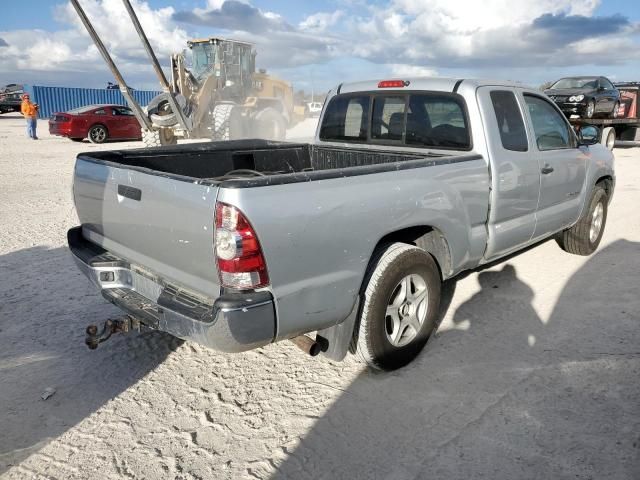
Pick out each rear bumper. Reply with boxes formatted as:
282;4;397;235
67;227;276;352
49;123;74;137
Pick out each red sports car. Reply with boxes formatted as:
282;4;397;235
49;104;142;143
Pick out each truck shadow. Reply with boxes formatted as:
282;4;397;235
0;245;181;473
271;239;640;479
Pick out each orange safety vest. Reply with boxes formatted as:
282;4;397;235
21;100;38;118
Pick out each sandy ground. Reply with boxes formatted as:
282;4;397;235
1;114;639;480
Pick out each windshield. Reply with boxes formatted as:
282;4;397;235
551;78;598;89
191;43;218;80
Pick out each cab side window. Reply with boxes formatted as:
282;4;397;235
601;78;614;90
490;90;528;152
524;95;574;150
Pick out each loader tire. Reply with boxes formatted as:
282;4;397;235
142;129;177;148
211;104;244;141
148;94;187;128
147;93;187;128
254;107;286;140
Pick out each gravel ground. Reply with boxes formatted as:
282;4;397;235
1;114;639;479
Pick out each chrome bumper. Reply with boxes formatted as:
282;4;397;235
67;227;276;352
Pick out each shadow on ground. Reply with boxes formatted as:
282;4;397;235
0;245;181;473
271;240;640;480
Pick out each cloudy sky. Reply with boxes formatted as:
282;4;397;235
1;0;639;93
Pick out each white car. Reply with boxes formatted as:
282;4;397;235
307;102;323;117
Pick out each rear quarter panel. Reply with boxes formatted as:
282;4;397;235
219;159;489;340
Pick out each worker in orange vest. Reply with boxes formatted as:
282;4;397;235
21;93;39;140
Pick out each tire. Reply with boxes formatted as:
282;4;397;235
88;125;108;144
142;128;177;148
610;101;620;119
556;185;608;256
602;127;615;151
211;103;244;141
254;107;286;140
148;93;187;127
356;243;441;371
585;100;595;119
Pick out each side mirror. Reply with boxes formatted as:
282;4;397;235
597;85;606;92
578;125;599;146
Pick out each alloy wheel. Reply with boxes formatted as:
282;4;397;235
590;202;604;243
385;274;429;347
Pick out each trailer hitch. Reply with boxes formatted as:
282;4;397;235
85;315;140;350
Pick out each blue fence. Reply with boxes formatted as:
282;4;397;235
23;85;161;119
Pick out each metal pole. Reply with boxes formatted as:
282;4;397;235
120;0;191;132
69;0;153;131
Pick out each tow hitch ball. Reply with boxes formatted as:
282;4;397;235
85;315;140;349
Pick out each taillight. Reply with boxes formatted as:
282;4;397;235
214;202;269;289
378;80;410;88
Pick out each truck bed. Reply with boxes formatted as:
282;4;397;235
79;139;443;184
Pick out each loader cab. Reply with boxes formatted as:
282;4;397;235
187;38;255;101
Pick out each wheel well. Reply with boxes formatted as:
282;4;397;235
345;226;452;356
372;226;452;280
596;175;613;198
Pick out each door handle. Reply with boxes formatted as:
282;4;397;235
541;164;554;174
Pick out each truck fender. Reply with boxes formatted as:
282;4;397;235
316;228;452;361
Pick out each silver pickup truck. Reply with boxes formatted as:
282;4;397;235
69;78;614;370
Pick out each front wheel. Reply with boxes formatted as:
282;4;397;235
211;104;244;141
585;100;596;119
88;125;108;144
356;243;441;371
142;128;177;147
556;185;608;256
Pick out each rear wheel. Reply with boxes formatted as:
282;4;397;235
602;127;616;151
88;125;108;144
556;185;608;256
610;101;620;119
142;128;177;147
356;243;441;371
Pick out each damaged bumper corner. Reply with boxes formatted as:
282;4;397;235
67;227;276;353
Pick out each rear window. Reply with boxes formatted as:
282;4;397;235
405;94;470;149
372;96;406;141
319;95;369;141
320;92;471;150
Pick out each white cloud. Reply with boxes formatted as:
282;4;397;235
388;64;438;78
299;11;343;33
0;0;189;88
394;0;600;32
56;0;187;60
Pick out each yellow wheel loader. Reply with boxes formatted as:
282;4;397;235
71;0;294;147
